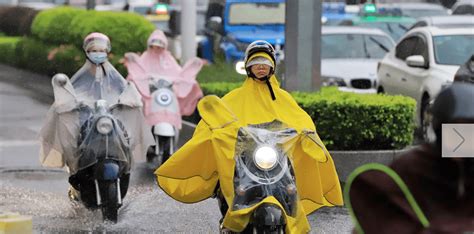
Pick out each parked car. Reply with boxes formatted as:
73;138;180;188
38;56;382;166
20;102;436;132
321;26;395;93
322;2;357;26
377;26;474;138
342;3;417;41
380;2;449;18
451;0;474;14
409;15;474;30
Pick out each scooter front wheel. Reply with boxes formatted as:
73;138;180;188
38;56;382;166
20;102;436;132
251;226;285;234
101;182;118;223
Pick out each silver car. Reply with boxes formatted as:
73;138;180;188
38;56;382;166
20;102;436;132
321;26;396;93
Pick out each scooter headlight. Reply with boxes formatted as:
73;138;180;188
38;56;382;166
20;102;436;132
253;146;278;170
155;91;172;106
96;117;113;135
235;61;247;75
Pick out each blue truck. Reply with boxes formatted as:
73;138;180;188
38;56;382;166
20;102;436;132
201;0;286;63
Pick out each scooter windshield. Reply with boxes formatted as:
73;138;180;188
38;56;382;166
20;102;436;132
76;105;131;173
232;120;299;217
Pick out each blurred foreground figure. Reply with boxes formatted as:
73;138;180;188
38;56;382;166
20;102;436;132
347;83;474;233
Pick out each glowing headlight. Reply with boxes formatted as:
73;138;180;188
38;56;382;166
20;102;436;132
321;76;347;87
235;61;246;75
155;92;172;106
253;146;278;170
96;117;113;135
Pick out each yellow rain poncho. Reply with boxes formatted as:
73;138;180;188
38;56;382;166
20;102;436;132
156;72;343;233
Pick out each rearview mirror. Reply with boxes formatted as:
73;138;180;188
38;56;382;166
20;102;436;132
406;55;427;68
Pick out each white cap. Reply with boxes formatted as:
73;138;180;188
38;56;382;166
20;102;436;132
246;56;274;68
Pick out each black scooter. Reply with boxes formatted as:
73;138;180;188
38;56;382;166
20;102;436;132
68;97;132;223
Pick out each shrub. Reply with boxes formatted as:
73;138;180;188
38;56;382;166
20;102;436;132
200;82;242;97
31;7;155;56
69;11;155;56
199;83;416;150
13;37;129;77
197;58;246;83
15;38;84;76
0;6;38;36
15;37;52;74
31;7;86;45
0;36;21;65
292;89;416;150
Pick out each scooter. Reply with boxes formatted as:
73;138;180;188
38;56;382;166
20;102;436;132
147;75;180;167
54;75;132;222
125;55;203;169
195;96;314;233
216;121;299;233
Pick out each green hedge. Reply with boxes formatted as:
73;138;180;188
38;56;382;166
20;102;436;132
31;7;155;56
200;83;416;150
200;82;242;97
31;7;86;45
0;36;21;65
13;37;84;76
2;36;126;77
293;89;416;150
197;59;245;83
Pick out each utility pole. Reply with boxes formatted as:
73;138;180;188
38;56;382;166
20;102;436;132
86;0;95;10
181;0;197;64
284;1;322;92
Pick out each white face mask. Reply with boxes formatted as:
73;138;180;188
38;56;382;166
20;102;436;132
88;52;108;64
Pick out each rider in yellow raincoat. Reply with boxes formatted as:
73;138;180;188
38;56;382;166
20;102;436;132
155;40;343;233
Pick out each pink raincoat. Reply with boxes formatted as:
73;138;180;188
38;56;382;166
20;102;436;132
125;30;203;129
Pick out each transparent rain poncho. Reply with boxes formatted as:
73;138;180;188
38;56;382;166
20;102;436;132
39;61;154;175
76;103;131;172
70;62;125;107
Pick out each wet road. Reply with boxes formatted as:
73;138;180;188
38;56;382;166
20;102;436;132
0;64;352;233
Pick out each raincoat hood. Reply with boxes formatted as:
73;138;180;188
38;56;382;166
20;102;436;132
147;29;168;49
155;78;343;233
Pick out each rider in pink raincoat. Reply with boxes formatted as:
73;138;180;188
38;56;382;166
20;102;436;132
124;29;203;130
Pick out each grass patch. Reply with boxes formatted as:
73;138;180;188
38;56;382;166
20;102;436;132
197;56;245;83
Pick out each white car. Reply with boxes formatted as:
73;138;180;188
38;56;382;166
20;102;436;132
380;2;449;18
409;15;474;30
452;0;474;15
377;26;474;137
321;26;395;93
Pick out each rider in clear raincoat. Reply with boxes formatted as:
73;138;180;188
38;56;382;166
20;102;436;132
155;41;343;233
39;32;153;181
